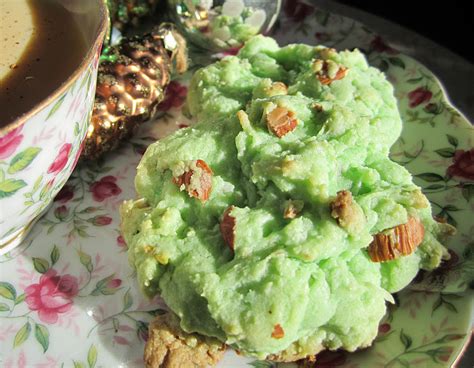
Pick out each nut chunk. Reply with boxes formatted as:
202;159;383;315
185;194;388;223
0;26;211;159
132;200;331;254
145;312;225;368
368;217;425;262
271;324;285;339
264;81;288;96
313;59;347;85
173;159;213;202
283;200;304;219
330;190;365;234
330;190;354;227
266;107;298;138
220;206;236;251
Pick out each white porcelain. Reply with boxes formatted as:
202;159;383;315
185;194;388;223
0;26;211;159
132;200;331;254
0;0;109;254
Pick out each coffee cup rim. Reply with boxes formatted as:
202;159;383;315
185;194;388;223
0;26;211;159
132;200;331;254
0;0;109;136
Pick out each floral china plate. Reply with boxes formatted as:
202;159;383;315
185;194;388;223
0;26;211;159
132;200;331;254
1;1;473;367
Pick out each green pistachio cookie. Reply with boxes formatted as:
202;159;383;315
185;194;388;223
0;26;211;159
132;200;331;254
120;36;451;360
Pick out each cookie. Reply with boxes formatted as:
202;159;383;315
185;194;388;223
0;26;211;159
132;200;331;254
121;36;450;360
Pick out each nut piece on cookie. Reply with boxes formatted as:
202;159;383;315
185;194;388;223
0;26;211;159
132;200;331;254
283;200;304;219
264;81;288;97
173;159;213;202
330;190;365;234
145;312;225;368
266;107;298;138
312;59;347;85
220;206;236;251
236;110;251;130
271;324;285;339
368;217;425;262
318;47;337;60
312;102;324;112
330;190;353;226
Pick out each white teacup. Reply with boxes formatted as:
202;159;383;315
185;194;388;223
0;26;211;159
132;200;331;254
0;0;108;254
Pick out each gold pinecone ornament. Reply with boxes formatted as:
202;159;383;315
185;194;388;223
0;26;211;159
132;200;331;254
82;24;187;160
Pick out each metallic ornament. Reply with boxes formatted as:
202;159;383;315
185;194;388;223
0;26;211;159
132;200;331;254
168;0;281;51
82;23;187;160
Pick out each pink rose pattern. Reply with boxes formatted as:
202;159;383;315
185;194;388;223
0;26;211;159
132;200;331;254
0;63;93;243
157;81;188;112
106;278;122;289
116;235;127;250
25;270;79;324
370;35;399;54
447;149;474;180
89;176;122;202
408;87;433;108
91;215;113;226
71;140;86;172
0;126;23;159
54;205;69;220
48;143;72;174
0;3;471;367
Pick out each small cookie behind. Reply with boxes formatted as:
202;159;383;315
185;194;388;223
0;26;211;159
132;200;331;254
145;312;225;368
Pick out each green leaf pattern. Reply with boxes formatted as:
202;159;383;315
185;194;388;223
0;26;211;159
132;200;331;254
87;345;98;368
46;93;66;120
50;245;60;265
34;324;50;352
78;250;93;273
0;179;27;198
32;257;50;274
0;282;16;300
400;329;413;350
13;322;31;348
7;148;42;174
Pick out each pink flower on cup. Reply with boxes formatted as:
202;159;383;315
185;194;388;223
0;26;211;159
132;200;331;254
25;269;78;324
407;87;432;108
71;141;85;172
48;143;72;174
46;178;55;190
157;81;188;111
0;126;23;160
89;176;122;202
447;149;474;180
